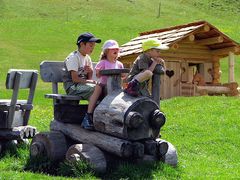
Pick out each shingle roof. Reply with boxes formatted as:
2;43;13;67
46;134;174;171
120;21;240;57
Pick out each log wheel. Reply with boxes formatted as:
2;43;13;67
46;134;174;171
30;131;67;161
66;143;107;174
159;141;178;167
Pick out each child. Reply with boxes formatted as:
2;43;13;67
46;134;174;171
124;38;168;97
63;32;101;99
81;39;124;130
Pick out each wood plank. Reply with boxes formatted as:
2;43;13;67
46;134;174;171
6;70;38;89
40;61;64;82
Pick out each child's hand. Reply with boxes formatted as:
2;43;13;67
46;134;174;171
84;65;93;73
86;79;96;84
121;73;127;80
154;57;165;64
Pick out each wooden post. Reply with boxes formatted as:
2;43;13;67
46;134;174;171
106;75;122;94
212;57;220;84
100;69;129;94
228;52;235;82
152;64;165;106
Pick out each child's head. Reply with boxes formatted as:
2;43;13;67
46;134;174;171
100;40;120;61
142;38;169;59
76;32;101;55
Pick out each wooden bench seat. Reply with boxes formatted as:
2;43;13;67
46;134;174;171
0;69;38;129
40;61;84;104
40;61;88;123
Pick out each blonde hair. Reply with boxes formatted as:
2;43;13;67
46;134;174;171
99;49;108;60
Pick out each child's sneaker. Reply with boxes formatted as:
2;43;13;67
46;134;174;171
81;113;94;130
124;79;140;97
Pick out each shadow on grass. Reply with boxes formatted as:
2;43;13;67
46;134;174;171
23;154;181;179
102;161;181;180
0;140;28;159
24;156;96;178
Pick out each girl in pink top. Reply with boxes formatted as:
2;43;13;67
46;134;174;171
81;40;125;130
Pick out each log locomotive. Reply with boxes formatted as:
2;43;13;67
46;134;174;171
30;61;178;173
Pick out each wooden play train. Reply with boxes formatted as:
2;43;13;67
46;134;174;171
29;61;178;173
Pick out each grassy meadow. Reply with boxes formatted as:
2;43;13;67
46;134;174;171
0;0;240;179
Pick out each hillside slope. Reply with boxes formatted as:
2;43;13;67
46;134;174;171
0;0;239;86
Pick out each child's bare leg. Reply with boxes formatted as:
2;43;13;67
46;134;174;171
87;84;102;113
134;70;153;83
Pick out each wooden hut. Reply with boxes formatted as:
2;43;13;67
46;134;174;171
119;21;240;99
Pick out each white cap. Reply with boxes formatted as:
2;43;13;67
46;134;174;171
102;40;119;51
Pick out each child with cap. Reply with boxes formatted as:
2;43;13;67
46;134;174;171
63;32;101;99
81;39;125;130
124;38;168;97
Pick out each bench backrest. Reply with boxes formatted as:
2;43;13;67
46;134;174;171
6;69;38;89
40;61;65;94
40;60;97;94
40;61;65;83
4;69;38;127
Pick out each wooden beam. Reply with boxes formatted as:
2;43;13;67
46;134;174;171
196;86;230;95
179;43;209;50
196;36;223;45
160;51;212;59
170;47;211;55
212;46;240;56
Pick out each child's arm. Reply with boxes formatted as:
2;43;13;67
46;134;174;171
96;69;101;78
70;71;95;84
149;58;165;72
84;65;93;79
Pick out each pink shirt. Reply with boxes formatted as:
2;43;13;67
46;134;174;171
95;59;124;85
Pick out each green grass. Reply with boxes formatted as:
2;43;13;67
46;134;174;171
0;0;240;179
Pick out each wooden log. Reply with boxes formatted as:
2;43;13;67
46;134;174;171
144;140;157;155
30;131;68;161
184;34;195;42
93;91;160;140
132;142;144;158
66;144;107;174
50;120;133;158
170;47;211;54
125;111;144;128
170;43;179;50
160;51;212;59
196;36;223;45
196;85;230;95
178;43;209;50
212;46;240;56
156;139;169;157
223;82;238;89
159;140;178;167
228;52;235;82
135;155;158;164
